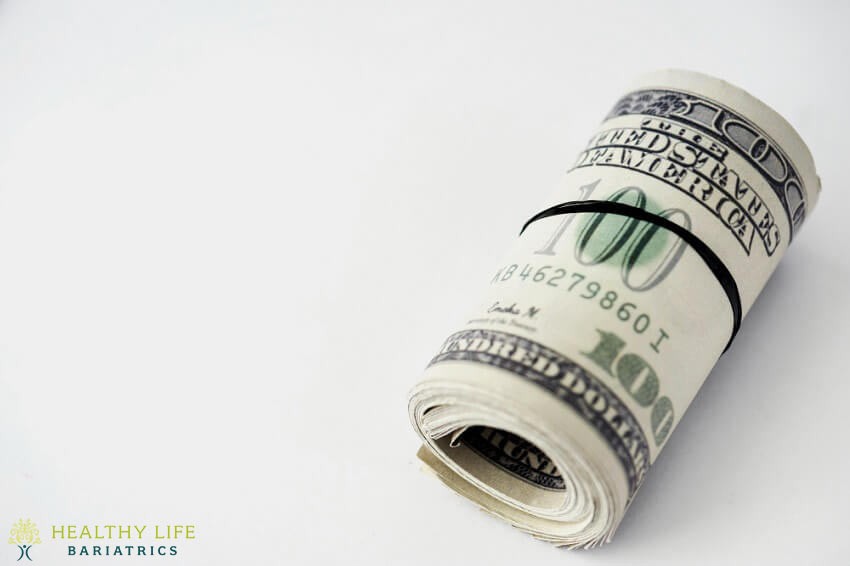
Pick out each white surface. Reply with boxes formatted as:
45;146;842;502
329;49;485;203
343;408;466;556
1;1;848;564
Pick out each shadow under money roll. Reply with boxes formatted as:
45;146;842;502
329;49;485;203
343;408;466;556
407;69;820;548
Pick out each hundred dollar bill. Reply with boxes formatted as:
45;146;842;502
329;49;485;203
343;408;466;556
407;69;820;548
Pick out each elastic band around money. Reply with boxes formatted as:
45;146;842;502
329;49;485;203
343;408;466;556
520;200;742;352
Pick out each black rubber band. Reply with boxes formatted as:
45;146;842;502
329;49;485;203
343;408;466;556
520;200;742;352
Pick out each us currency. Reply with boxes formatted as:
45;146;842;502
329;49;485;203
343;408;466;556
407;69;820;548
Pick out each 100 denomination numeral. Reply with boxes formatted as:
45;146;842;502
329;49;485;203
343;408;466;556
583;329;675;447
534;180;692;292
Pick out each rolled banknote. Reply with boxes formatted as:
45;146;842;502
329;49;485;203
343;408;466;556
407;69;820;548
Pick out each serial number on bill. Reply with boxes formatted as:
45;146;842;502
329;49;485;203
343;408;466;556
490;263;670;353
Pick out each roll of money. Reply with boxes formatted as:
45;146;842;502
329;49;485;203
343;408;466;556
407;69;820;548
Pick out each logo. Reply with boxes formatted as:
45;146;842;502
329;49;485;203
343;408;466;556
5;519;196;560
8;519;42;561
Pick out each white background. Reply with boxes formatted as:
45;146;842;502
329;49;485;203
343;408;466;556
1;1;848;564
